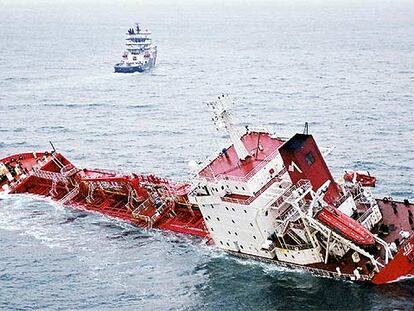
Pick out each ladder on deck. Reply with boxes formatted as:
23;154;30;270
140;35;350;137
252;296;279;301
59;185;80;204
274;207;301;236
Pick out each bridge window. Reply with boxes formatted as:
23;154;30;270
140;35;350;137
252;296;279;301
305;152;315;165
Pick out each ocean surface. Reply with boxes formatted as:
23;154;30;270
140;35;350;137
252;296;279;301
1;2;414;310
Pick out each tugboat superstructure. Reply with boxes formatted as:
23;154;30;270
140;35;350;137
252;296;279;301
114;23;157;73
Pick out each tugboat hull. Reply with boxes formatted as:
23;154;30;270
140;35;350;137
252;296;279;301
114;57;156;73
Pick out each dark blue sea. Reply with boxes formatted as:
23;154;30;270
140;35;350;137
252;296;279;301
1;1;413;310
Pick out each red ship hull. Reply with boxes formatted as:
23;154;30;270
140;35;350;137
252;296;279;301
2;150;414;285
0;151;208;238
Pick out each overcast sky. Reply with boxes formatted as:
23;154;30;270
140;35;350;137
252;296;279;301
3;0;409;8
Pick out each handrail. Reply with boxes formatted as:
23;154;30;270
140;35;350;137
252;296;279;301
357;206;374;223
273;179;312;208
283;243;314;251
221;167;287;205
32;169;67;183
60;164;78;177
335;191;352;207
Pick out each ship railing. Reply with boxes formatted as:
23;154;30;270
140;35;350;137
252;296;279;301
282;243;314;251
335;191;352;207
188;187;209;198
273;179;312;208
132;193;162;216
274;208;300;236
32;169;67;183
60;164;78;177
132;195;153;218
85;169;171;185
221;167;288;206
149;200;171;223
295;264;373;281
357;206;374;224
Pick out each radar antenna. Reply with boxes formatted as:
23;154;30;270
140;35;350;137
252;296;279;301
207;95;250;160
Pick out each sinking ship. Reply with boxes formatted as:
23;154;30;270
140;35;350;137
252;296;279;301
1;95;413;284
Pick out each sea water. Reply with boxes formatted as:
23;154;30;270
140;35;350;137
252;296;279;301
0;2;413;310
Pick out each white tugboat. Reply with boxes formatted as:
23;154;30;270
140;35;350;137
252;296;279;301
114;23;157;73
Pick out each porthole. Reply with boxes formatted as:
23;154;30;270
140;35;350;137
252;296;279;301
228;231;231;234
253;235;257;239
231;208;235;212
226;242;230;246
265;211;269;216
235;232;238;236
240;245;244;249
235;186;239;190
220;241;223;245
242;187;245;191
225;206;229;211
250;223;253;227
221;186;224;190
210;227;214;232
217;217;220;221
244;210;247;214
231;220;235;224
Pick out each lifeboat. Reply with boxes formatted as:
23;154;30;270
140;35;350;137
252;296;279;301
317;206;375;246
344;171;376;187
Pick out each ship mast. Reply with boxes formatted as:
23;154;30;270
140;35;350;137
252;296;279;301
207;95;250;160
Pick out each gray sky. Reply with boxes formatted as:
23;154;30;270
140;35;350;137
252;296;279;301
2;0;407;8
